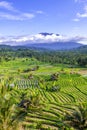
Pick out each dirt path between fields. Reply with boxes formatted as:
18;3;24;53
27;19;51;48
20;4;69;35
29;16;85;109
78;70;87;75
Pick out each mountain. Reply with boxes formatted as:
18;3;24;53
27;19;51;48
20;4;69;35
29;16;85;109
0;32;85;50
0;42;83;51
25;42;83;50
74;45;87;53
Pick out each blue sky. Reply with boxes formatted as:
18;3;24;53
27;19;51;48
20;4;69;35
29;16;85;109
0;0;87;45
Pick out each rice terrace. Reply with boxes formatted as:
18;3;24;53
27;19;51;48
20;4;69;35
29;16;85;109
0;0;87;130
0;48;87;130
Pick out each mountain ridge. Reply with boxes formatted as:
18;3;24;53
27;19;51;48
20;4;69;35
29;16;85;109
0;41;84;50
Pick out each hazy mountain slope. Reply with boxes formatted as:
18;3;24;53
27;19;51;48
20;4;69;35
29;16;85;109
25;42;83;50
0;42;84;51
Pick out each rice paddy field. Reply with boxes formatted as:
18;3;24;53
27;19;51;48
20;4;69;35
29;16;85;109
0;58;87;130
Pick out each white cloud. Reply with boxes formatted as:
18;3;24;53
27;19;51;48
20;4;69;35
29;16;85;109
74;0;87;3
0;1;35;20
0;33;87;45
73;0;87;20
36;10;44;14
0;1;17;12
0;12;35;20
22;13;34;18
73;18;80;21
76;5;87;18
73;5;87;21
77;12;87;18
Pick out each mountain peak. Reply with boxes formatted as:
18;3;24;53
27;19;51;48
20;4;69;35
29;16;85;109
39;32;59;36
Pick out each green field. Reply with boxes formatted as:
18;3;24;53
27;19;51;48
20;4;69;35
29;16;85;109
0;58;87;130
0;58;80;77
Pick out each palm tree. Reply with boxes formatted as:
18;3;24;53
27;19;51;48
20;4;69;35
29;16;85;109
64;104;87;130
0;83;24;130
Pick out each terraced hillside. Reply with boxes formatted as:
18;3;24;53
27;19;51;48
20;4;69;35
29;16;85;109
0;73;86;129
15;73;87;104
0;58;87;130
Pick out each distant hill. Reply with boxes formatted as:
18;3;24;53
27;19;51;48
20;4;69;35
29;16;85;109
74;45;87;53
25;42;83;50
0;42;84;51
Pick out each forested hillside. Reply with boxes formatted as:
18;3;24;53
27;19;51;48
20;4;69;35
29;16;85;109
0;45;87;67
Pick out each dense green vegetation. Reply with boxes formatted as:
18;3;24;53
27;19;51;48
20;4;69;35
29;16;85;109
0;73;87;130
0;47;87;130
0;46;87;67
